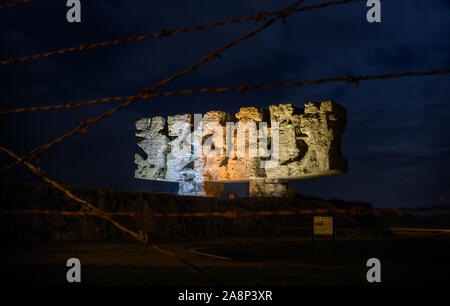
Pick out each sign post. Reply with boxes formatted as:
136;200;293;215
312;216;334;264
314;216;333;236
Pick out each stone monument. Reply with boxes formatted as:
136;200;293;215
134;100;347;197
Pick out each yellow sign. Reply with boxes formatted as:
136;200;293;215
314;216;333;235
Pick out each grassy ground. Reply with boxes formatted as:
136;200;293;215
2;234;450;286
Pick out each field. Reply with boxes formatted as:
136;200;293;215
2;231;450;287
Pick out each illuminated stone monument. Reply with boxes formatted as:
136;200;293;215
134;100;347;197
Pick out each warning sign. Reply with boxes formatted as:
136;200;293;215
313;216;333;235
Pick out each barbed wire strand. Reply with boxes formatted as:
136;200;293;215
0;209;343;217
0;0;34;10
0;145;221;282
0;0;361;65
0;146;146;242
0;0;306;174
0;67;448;173
1;68;448;116
2;204;450;218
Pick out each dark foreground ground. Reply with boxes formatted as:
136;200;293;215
2;231;450;287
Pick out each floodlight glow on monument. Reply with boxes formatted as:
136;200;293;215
135;101;348;197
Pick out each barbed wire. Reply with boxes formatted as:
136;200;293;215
0;0;306;174
0;209;352;217
1;204;450;218
0;145;219;281
0;67;448;174
1;68;449;116
0;0;361;65
0;146;147;243
0;0;34;10
0;67;448;173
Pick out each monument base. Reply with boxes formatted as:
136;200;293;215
249;179;293;198
178;181;224;197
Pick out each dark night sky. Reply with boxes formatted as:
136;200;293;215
0;0;449;208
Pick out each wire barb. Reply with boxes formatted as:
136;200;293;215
252;12;268;23
237;82;252;93
346;73;362;87
76;120;90;133
139;89;151;101
78;43;89;51
157;28;169;39
207;50;222;62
